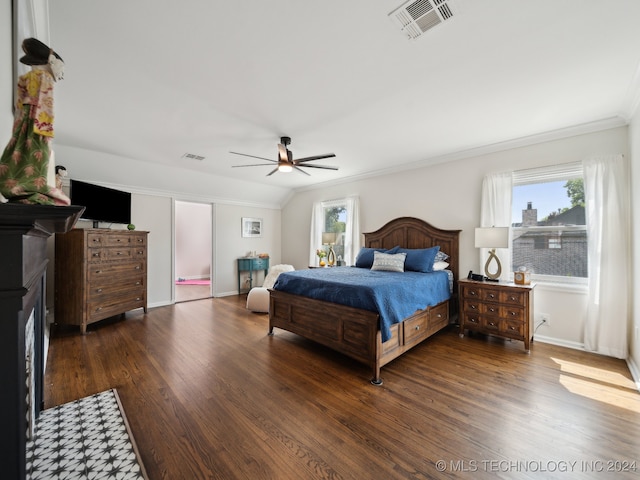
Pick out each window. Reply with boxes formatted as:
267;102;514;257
511;163;587;282
310;197;360;266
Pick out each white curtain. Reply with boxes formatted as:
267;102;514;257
480;172;513;281
583;154;629;359
309;196;360;266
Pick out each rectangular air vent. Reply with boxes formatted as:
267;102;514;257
389;0;457;40
182;153;205;161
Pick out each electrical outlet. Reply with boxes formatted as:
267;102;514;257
540;313;550;326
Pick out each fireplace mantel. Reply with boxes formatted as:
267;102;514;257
0;204;83;479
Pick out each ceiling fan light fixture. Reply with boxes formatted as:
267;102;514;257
278;163;293;173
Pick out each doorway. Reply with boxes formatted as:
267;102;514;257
174;201;213;303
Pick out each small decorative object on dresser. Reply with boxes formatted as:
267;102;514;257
55;228;148;333
458;278;535;352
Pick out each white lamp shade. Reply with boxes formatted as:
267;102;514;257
322;232;337;245
475;227;509;249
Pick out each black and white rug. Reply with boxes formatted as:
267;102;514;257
26;389;148;479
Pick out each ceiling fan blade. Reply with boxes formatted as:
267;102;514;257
229;151;277;163
293;165;311;176
266;167;280;176
294;153;336;163
232;163;277;168
295;163;339;171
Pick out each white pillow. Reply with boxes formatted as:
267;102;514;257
433;261;449;271
370;251;407;272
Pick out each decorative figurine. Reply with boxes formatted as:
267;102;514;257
0;38;70;205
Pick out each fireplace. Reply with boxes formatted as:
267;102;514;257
0;204;83;479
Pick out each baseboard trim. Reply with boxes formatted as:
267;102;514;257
533;334;584;351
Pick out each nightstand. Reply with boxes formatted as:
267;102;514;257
458;278;535;352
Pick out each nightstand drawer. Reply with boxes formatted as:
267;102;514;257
482;317;500;331
501;290;525;306
501;306;525;322
502;319;524;337
462;313;481;326
253;257;269;270
482;288;501;303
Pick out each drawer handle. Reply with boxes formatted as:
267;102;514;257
136;297;141;301
96;288;103;293
135;281;141;286
436;313;442;318
95;270;102;274
510;296;517;301
510;311;517;316
488;321;496;326
470;305;477;310
488;294;495;299
135;266;140;270
92;253;100;257
470;291;477;296
96;307;102;312
117;252;122;255
509;326;516;330
415;325;420;330
488;308;496;313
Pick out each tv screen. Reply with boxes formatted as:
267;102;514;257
70;179;132;226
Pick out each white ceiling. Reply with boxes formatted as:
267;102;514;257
48;1;640;192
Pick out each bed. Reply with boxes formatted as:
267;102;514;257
268;217;461;384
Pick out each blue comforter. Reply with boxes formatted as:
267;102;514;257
273;267;450;342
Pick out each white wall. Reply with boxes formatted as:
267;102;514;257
281;127;629;349
1;1;13;137
629;104;640;383
214;204;281;296
175;201;211;280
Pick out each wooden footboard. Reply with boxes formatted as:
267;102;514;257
268;289;449;384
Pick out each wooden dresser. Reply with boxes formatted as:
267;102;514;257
458;278;534;352
55;229;148;333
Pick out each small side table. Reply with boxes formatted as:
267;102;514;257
237;257;269;293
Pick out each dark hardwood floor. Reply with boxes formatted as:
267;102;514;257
45;295;640;479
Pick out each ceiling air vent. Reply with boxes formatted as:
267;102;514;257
389;0;457;40
182;153;205;161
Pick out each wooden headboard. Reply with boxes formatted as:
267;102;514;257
363;216;461;289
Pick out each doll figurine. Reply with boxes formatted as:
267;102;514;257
0;38;70;205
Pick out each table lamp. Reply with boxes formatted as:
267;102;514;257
475;227;509;281
322;232;337;266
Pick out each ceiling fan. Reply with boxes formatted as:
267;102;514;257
230;136;337;176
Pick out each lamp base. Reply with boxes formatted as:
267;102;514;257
483;249;502;280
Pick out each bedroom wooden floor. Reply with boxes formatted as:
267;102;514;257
45;295;640;480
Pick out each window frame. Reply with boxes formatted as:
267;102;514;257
511;162;587;285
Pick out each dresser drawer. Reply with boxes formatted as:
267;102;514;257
88;292;145;321
462;312;481;327
461;285;481;299
88;276;145;299
482;317;500;331
105;234;133;246
89;261;145;283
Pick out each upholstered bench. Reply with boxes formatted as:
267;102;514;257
246;264;294;313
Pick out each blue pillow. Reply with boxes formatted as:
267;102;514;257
354;246;400;268
396;246;440;273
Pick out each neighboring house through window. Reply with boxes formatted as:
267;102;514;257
511;163;587;283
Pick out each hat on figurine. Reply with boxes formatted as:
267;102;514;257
20;38;63;65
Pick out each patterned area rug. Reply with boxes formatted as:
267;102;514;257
26;389;148;479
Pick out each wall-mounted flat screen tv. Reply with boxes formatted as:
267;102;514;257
70;179;131;227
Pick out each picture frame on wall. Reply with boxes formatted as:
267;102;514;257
242;217;262;238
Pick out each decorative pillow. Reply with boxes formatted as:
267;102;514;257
396;246;440;273
435;251;450;262
433;261;449;271
354;246;400;268
370;251;407;272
